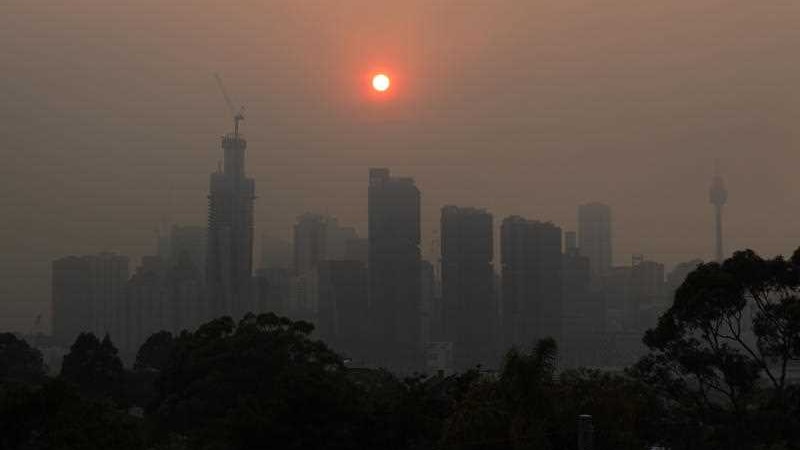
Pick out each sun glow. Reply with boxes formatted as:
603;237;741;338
372;73;390;92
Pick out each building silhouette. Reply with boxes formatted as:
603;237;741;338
289;213;360;324
709;166;728;262
52;253;129;346
440;205;496;369
316;260;369;361
253;267;291;317
629;255;666;330
293;213;357;277
578;203;612;282
561;234;604;368
206;123;255;319
260;235;293;270
119;256;168;358
169;225;206;275
501;217;563;349
368;168;422;371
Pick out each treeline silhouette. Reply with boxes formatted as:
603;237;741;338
3;248;800;450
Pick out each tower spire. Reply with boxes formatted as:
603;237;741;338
709;160;728;263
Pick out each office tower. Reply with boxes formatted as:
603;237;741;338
602;255;665;331
260;235;293;270
578;203;612;282
52;253;129;346
290;213;359;323
561;243;603;368
344;237;369;265
709;167;728;262
440;206;495;369
630;255;666;329
253;267;291;316
206;121;255;320
316;260;369;360
501;217;563;349
564;231;578;256
169;225;206;274
420;260;437;348
368;168;422;371
120;256;168;358
166;251;206;333
293;213;359;276
293;213;329;277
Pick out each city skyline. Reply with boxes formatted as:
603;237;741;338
4;1;800;335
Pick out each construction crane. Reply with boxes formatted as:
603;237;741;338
213;73;245;137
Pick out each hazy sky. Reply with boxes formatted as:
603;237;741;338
2;0;800;332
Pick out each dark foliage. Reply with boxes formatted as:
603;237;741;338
134;330;175;372
150;313;364;450
60;332;125;404
0;332;46;384
0;378;144;450
633;248;800;449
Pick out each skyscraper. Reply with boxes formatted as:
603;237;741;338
501;217;563;349
52;253;129;346
206;122;255;320
709;167;728;262
293;213;329;277
316;260;369;360
368;168;422;371
440;205;495;369
578;203;612;282
169;225;206;274
293;213;358;276
260;234;293;270
120;256;168;358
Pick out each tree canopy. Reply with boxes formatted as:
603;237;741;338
634;248;800;449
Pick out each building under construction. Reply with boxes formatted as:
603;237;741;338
206;79;255;319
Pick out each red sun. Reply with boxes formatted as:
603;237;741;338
372;73;391;92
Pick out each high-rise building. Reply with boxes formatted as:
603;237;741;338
169;225;206;274
564;230;578;256
165;252;206;333
501;217;563;349
253;267;291;316
630;255;666;330
368;168;422;371
709;166;728;262
260;235;293;270
206;122;255;320
344;238;369;265
293;213;359;276
561;244;604;368
578;203;612;282
420;260;437;348
316;260;369;360
289;213;360;324
293;213;329;277
440;206;495;369
120;256;168;359
52;253;129;346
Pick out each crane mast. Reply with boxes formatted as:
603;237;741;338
213;73;245;137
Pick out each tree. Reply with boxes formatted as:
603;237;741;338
0;332;46;384
633;248;800;449
0;378;145;450
441;338;559;450
60;333;125;402
134;330;175;372
552;369;661;450
151;313;364;450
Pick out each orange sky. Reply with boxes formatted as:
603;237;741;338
1;0;800;331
